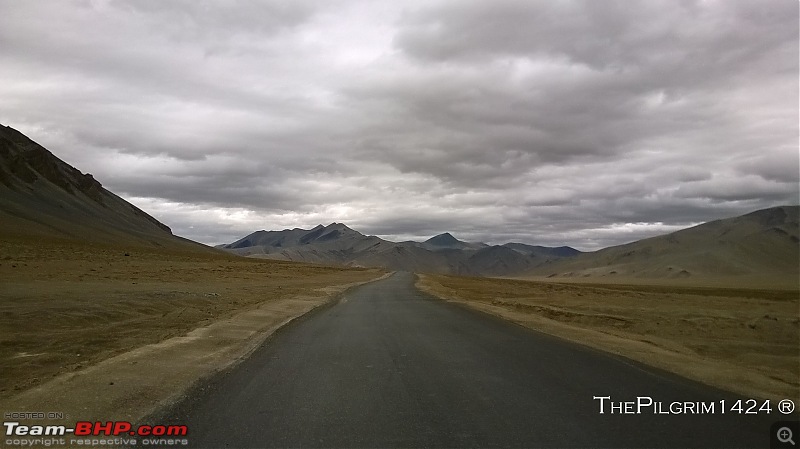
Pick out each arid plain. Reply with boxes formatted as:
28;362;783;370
418;274;799;401
0;233;384;407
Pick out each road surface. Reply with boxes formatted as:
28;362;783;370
164;272;780;448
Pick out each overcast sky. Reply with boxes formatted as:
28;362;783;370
1;0;797;250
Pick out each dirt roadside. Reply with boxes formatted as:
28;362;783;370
0;272;391;429
416;273;799;402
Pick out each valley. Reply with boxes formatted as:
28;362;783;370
1;123;797;447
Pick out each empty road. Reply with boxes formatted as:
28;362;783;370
165;272;779;448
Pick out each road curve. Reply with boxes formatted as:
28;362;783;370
163;272;777;448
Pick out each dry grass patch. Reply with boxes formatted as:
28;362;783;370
417;274;799;401
0;235;384;397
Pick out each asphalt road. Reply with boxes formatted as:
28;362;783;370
164;272;781;448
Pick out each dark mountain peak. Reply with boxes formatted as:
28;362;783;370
325;222;353;231
298;222;361;245
551;246;582;257
310;224;324;231
425;232;460;246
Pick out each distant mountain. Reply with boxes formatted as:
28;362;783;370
425;232;460;246
221;225;579;276
525;205;799;286
421;232;488;251
0;124;209;251
462;245;534;276
226;223;369;250
502;242;582;258
222;206;799;283
223;223;398;265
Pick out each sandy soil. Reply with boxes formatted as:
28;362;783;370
417;274;799;401
0;235;385;422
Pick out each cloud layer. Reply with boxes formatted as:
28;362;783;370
1;0;797;249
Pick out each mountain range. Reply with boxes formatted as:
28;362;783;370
2;123;796;285
220;224;581;276
221;208;798;283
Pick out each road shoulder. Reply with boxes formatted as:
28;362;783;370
0;272;392;425
415;273;797;401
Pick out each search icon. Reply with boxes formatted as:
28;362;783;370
778;427;795;446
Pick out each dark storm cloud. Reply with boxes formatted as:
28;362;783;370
0;0;796;249
367;0;797;181
395;0;794;76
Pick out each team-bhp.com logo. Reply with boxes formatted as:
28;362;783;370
4;421;187;437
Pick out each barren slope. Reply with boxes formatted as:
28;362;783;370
0;124;207;252
525;205;799;288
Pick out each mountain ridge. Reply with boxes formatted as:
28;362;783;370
0;124;211;252
221;223;583;276
221;206;799;283
522;205;799;286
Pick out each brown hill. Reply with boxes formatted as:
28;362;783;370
525;206;799;288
